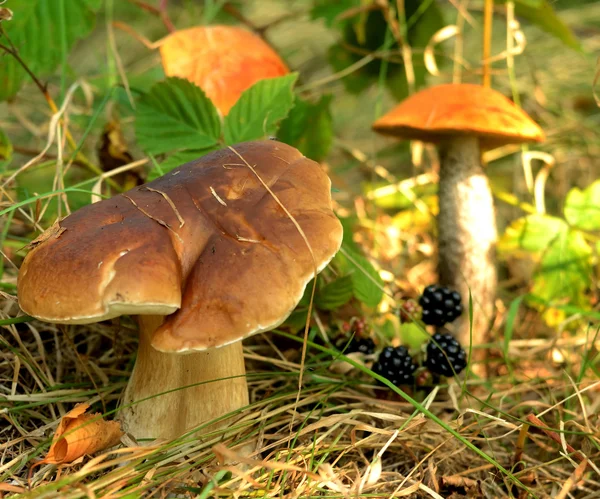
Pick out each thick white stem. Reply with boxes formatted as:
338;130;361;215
120;315;249;441
437;136;497;349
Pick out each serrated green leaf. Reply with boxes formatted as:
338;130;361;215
498;214;567;254
564;180;600;232
315;275;354;310
147;147;219;181
531;229;591;306
0;0;102;101
277;94;333;162
224;74;298;144
333;245;383;307
135;78;221;155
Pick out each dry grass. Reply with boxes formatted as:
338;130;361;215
1;1;600;498
1;319;599;498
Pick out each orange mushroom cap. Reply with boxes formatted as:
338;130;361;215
160;25;289;115
372;83;545;149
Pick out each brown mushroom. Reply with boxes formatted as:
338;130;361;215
17;141;343;440
373;84;544;349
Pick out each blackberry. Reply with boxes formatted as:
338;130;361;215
345;337;376;355
425;332;467;377
418;285;462;327
372;346;417;386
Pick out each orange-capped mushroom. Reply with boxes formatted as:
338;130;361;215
374;84;544;350
160;25;289;115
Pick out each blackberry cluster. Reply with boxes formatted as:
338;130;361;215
372;346;417;386
425;332;467;377
419;285;462;327
345;337;376;355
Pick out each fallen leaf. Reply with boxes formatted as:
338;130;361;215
41;403;122;465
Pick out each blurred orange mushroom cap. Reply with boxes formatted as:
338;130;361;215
160;25;289;115
372;83;545;149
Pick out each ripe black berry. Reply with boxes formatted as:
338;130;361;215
425;332;467;377
345;337;376;355
372;346;417;386
419;285;462;327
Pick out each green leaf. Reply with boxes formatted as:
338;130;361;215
315;275;354;310
310;0;359;28
399;322;429;350
135;78;222;155
531;229;591;306
0;129;13;171
564;180;600;232
147;147;219;181
498;214;567;254
495;0;581;50
277;94;333;162
224;74;298;145
0;0;102;101
333;245;384;307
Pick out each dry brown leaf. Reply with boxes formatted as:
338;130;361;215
41;403;123;465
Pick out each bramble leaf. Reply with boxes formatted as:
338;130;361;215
135;78;221;156
224;74;298;144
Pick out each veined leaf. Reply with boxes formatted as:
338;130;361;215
315;275;354;310
564;180;600;232
0;0;102;101
530;229;591;307
278;94;333;162
135;78;222;155
224;74;298;145
498;214;567;254
333;245;384;307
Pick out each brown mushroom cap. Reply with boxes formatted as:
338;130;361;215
159;25;289;115
18;141;343;352
372;83;545;149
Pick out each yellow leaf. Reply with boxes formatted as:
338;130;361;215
42;403;123;465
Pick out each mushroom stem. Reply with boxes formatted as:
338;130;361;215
120;315;249;441
437;136;497;350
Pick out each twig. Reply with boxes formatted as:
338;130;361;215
526;414;586;463
482;0;493;86
126;0;175;32
11;146;88;168
380;0;415;94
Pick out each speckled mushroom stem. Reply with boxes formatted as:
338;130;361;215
120;315;249;441
437;136;497;351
